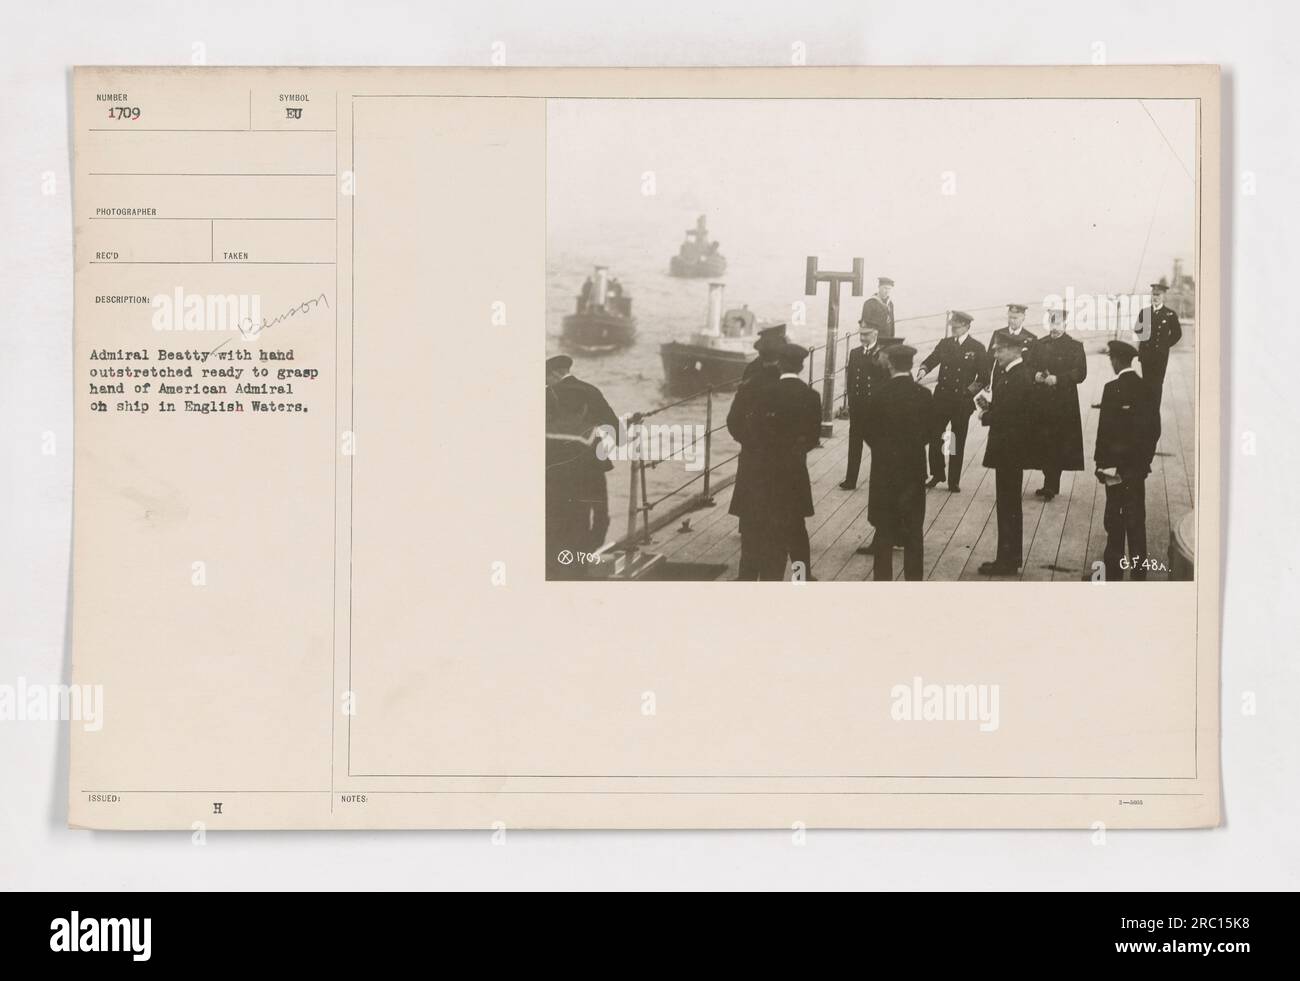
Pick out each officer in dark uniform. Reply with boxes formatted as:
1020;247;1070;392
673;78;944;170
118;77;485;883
977;336;1035;575
741;322;788;383
727;323;788;580
864;344;933;581
839;322;890;490
1136;282;1183;410
545;355;619;578
988;303;1037;380
851;337;909;556
1094;340;1161;581
858;277;896;339
916;309;988;493
1026;307;1087;500
750;343;822;581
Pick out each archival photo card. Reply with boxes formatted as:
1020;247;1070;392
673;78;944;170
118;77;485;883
69;66;1220;830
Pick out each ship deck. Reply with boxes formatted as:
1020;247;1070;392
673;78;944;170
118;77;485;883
646;341;1196;581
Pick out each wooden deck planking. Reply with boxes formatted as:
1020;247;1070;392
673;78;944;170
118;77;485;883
906;425;997;580
1022;467;1079;580
1169;348;1196;507
660;431;846;566
642;342;1194;581
715;435;856;569
971;470;1043;579
1052;385;1104;581
1142;387;1178;578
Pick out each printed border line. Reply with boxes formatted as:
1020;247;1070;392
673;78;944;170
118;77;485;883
340;92;1205;788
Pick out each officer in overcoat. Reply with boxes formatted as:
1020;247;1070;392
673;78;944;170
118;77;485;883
750;343;822;581
864;344;933;581
852;337;909;556
740;322;788;383
977;336;1036;575
726;324;787;579
1026;308;1087;500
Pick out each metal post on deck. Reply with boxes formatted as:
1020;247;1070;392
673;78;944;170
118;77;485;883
701;387;713;504
625;454;639;551
805;256;864;438
639;457;651;543
823;291;839;432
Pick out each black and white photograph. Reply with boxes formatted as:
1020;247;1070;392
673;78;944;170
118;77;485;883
545;98;1197;582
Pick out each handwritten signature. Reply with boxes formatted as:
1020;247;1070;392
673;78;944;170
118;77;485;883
209;293;330;354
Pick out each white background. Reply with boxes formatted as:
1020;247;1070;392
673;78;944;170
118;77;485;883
2;0;1296;890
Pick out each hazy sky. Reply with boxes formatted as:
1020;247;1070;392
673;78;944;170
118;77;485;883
547;98;1196;314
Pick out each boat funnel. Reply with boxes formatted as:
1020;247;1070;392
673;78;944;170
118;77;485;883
593;265;609;306
705;282;725;336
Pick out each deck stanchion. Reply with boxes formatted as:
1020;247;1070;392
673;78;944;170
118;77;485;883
702;387;713;503
625;453;639;550
639;458;651;542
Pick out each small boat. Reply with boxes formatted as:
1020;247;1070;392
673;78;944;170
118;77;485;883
660;283;768;392
669;214;727;278
561;265;637;353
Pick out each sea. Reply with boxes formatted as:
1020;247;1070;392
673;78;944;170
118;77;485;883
546;220;968;537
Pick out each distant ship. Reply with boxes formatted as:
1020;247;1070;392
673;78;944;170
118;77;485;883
660;283;768;392
669;214;727;278
560;265;637;353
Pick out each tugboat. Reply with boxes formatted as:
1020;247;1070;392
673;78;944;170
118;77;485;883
660;282;768;392
669;214;727;278
560;265;637;353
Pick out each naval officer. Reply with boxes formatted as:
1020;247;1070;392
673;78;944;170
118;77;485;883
864;344;933;580
751;343;822;581
976;336;1035;575
988;303;1037;380
916;310;988;493
741;322;788;383
1136;282;1182;410
839;321;890;490
727;325;787;580
1094;340;1161;581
